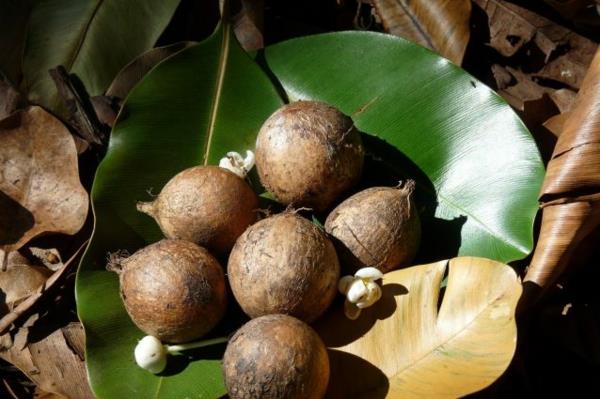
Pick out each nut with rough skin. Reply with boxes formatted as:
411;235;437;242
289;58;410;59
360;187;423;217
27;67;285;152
223;314;329;399
228;213;340;323
256;101;364;212
137;165;258;255
325;181;421;273
108;239;227;343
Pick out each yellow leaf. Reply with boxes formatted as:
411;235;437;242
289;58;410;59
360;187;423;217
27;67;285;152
316;257;521;398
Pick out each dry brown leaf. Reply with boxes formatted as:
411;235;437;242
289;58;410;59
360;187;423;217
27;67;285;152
523;48;600;306
0;106;88;270
475;0;597;89
29;248;63;272
0;241;87;336
549;88;578;114
543;0;592;19
494;65;549;110
0;322;93;399
233;0;265;52
106;42;194;100
544;112;569;136
316;257;521;398
534;34;598;90
0;80;25;120
371;0;471;65
0;252;51;317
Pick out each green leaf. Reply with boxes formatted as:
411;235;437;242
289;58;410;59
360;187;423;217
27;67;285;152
22;0;180;114
0;0;34;84
261;31;544;263
76;23;283;398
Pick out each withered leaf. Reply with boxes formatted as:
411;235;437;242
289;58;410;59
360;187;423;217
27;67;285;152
29;247;63;272
372;0;471;65
549;88;578;114
475;0;597;89
0;252;51;316
233;0;265;52
522;49;600;306
0;240;87;336
544;112;569;137
0;106;88;269
0;322;93;399
0;79;25;120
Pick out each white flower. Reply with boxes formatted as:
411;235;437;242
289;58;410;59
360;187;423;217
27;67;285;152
338;267;383;319
219;150;255;178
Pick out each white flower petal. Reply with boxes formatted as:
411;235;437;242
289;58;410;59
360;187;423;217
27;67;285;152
134;336;167;374
338;275;355;294
346;279;368;303
355;267;383;281
344;299;362;320
219;157;234;169
243;150;255;171
219;155;245;177
366;281;382;303
226;151;244;163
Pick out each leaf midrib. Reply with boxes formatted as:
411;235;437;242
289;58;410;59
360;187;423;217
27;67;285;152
394;0;435;50
65;0;105;73
151;22;231;399
390;280;514;383
202;25;230;165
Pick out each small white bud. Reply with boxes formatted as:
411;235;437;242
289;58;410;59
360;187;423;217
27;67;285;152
340;267;385;319
242;150;255;171
356;283;382;309
346;279;368;304
134;336;167;374
355;267;383;280
365;280;382;303
219;150;255;178
338;275;355;294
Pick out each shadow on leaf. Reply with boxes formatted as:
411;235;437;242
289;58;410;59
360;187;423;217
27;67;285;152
359;134;467;263
0;190;34;245
325;349;389;399
316;283;407;348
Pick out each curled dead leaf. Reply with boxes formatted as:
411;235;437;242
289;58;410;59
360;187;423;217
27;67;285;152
0;321;93;399
0;252;51;317
0;106;88;270
372;0;471;65
232;0;265;52
523;48;600;306
475;0;597;89
0;240;88;336
29;248;63;272
0;79;25;120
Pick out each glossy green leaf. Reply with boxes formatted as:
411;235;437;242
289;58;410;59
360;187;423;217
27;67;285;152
262;31;544;263
22;0;180;114
0;0;34;84
75;23;283;399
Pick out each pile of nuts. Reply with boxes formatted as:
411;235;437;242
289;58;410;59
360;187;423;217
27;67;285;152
109;101;421;399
